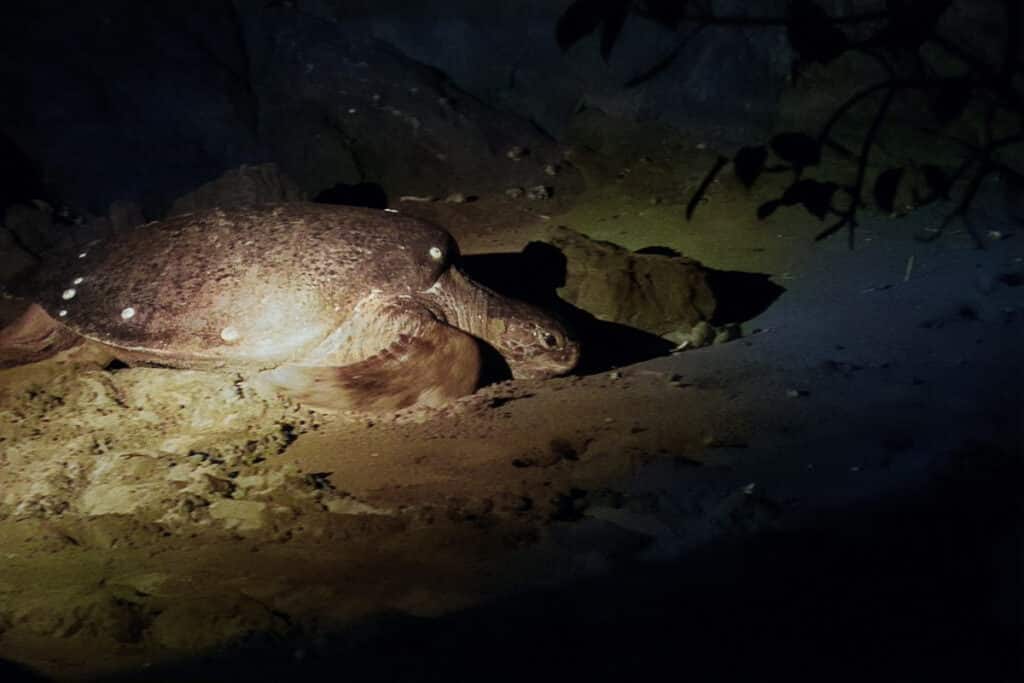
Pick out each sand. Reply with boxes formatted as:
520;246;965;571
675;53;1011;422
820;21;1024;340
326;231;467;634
0;129;1020;681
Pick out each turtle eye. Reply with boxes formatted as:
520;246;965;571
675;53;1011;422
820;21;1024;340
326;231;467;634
541;332;558;348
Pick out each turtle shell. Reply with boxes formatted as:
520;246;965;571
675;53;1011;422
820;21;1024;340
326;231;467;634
22;203;458;368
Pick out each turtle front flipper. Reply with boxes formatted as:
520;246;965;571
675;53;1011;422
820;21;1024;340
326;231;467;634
255;303;482;413
0;302;83;367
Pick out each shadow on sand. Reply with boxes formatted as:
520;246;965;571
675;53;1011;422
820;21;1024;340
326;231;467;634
460;243;784;380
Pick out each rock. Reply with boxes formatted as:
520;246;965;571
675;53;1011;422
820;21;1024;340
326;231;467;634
108;200;146;232
244;16;577;199
506;146;528;160
711;483;783;535
207;498;267;531
688;321;714;347
168;163;306;216
4;203;62;254
80;484;153;516
505;187;525;199
0;225;37;285
713;323;741;344
526;185;552;200
78;453;182;516
543;226;716;340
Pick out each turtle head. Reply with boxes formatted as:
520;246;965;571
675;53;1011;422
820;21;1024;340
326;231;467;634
422;266;579;380
483;302;580;379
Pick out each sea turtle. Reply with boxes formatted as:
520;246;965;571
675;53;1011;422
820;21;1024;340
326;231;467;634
0;203;579;411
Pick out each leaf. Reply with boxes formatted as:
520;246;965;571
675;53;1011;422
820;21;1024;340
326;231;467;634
686;155;728;220
733;145;768;188
786;0;850;65
642;0;690;29
931;79;972;126
757;199;781;220
556;0;610;52
873;167;904;214
920;164;950;200
780;179;838;219
600;2;630;61
770;132;821;168
875;0;950;51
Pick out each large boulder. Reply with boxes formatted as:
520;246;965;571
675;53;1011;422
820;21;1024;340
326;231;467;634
238;7;574;200
168;163;306;216
544;226;716;343
0;2;579;219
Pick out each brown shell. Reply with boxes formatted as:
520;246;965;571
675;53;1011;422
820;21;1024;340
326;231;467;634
22;203;458;367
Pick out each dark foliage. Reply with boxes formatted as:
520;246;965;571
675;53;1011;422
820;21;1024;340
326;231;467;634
686;154;727;220
555;1;1022;246
663;0;1024;247
769;132;821;170
733;145;768;189
786;0;850;66
929;78;974;125
919;164;951;201
758;179;839;221
872;167;904;214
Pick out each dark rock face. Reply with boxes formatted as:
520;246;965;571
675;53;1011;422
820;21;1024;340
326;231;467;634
0;1;262;216
168;163;306;216
0;1;573;218
238;7;568;200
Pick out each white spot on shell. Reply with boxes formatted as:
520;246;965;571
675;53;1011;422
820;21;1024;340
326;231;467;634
61;288;76;300
78;252;87;259
120;307;136;320
220;326;240;343
73;277;84;285
429;246;443;261
58;309;68;317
